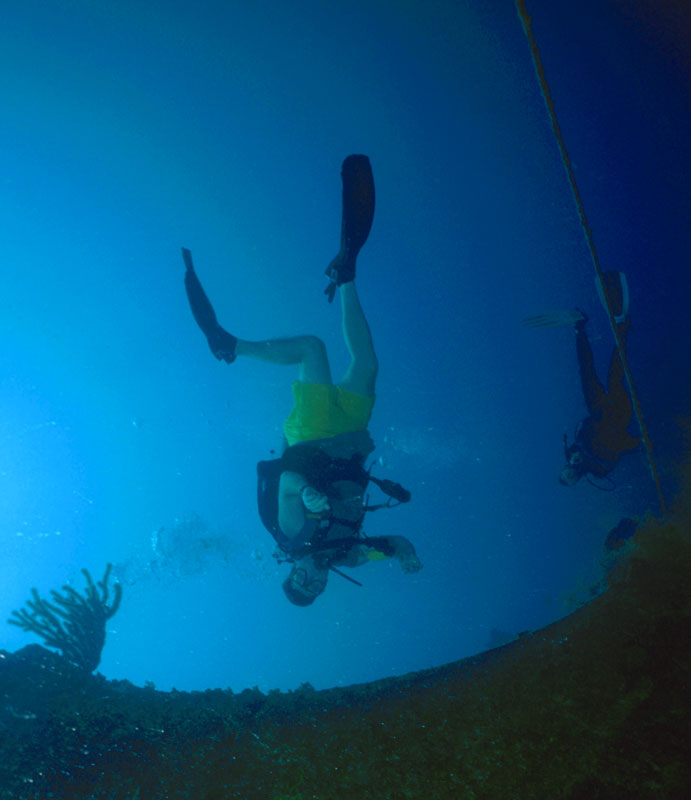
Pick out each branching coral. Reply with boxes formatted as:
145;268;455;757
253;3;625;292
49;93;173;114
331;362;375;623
7;563;122;672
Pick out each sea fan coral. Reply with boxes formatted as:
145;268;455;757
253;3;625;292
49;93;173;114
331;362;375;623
8;564;122;672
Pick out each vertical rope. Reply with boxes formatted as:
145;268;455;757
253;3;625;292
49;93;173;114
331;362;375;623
516;0;667;517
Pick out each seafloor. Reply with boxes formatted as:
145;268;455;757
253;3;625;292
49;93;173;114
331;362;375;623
2;472;690;799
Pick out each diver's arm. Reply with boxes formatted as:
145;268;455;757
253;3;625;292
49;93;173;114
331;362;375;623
278;471;309;538
279;471;331;538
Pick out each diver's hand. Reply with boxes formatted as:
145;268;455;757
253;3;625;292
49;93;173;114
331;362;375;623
300;486;331;514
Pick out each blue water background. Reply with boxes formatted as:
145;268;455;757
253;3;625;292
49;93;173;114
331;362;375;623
2;0;689;692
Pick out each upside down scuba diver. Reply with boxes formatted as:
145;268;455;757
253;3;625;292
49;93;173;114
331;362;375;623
182;155;422;605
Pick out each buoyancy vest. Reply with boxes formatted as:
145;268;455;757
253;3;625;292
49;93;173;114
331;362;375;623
256;431;408;560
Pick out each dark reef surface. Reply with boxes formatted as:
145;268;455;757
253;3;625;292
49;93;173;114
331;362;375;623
2;503;690;799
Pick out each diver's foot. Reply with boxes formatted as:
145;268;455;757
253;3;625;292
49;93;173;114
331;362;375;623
182;248;237;363
574;308;589;331
205;326;237;364
326;248;356;283
324;249;356;301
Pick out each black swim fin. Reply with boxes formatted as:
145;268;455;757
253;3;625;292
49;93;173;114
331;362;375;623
325;154;375;302
182;248;237;363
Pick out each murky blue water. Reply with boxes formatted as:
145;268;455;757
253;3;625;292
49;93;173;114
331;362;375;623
2;0;689;692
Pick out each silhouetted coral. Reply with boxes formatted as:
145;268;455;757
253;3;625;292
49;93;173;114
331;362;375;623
7;564;122;673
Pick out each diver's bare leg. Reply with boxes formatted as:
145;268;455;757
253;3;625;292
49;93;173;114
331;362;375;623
235;336;332;384
337;282;378;396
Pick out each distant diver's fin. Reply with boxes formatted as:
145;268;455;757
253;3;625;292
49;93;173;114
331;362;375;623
522;308;587;329
325;154;375;302
182;247;237;363
596;271;629;324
